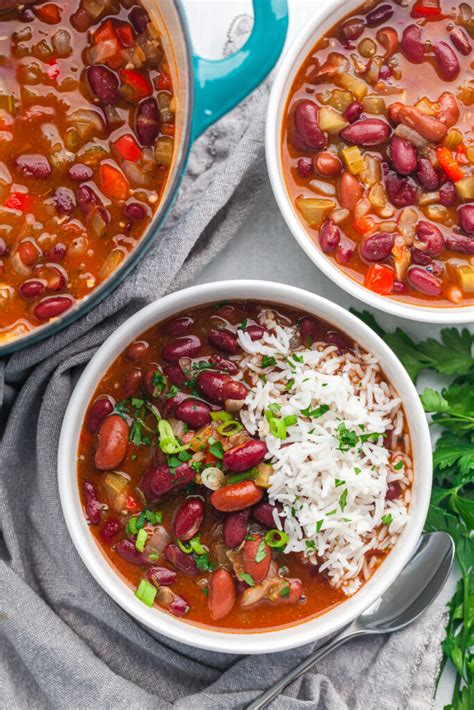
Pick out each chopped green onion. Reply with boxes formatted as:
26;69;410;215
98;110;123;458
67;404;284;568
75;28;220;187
284;415;297;427
265;529;289;549
226;468;258;485
135;528;148;552
135;579;157;607
158;419;190;454
269;417;287;439
217;420;243;437
189;537;207;556
177;539;193;554
210;411;233;422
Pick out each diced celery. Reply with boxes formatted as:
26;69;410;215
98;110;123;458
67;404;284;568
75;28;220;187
362;96;386;115
296;197;335;228
455;176;474;199
342;146;366;175
318;106;348;134
443;129;463;150
326;89;353;113
338;73;368;101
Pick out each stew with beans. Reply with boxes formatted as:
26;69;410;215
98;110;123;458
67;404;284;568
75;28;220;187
282;0;474;306
0;0;175;345
78;301;411;631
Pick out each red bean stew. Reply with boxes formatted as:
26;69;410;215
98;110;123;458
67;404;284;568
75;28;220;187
0;0;175;345
78;301;411;631
282;0;474;306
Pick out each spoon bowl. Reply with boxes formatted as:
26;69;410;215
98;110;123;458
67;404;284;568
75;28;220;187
247;532;454;710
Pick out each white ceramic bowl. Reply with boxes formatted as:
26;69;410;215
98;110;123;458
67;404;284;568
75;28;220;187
266;0;473;324
58;280;432;654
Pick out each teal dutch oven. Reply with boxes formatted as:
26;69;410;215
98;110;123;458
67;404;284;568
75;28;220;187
2;0;288;355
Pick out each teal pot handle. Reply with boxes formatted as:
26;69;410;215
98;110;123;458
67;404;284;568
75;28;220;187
191;0;288;139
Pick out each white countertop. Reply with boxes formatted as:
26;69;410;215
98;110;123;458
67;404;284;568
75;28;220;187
183;1;460;705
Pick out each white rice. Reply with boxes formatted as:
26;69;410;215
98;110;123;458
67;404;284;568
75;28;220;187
237;315;411;595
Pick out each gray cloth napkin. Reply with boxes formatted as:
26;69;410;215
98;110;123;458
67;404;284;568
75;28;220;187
0;14;448;710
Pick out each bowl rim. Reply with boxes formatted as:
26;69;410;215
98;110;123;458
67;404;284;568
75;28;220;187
265;0;474;324
58;279;432;655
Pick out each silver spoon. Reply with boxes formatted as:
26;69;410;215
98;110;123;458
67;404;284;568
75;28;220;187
247;531;454;710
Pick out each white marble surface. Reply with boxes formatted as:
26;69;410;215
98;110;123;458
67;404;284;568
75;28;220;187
182;1;461;706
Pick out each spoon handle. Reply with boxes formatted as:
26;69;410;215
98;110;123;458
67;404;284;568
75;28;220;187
246;626;366;710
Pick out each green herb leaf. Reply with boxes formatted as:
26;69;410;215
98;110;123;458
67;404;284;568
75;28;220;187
239;572;255;587
261;355;277;368
209;441;224;459
255;540;267;563
300;404;330;419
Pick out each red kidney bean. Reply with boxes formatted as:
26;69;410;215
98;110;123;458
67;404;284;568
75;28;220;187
399;106;447;143
245;324;266;341
292;100;327;151
116;539;144;565
223;440;267;472
252;502;279;528
319;219;340;254
385;173;417;208
366;3;393;26
209;354;239;374
299;315;322;344
129;5;149;33
162;335;201;362
33;295;74;320
416;158;440;191
53;187;76;216
437;92;460;128
87;65;119;103
86;395;114;433
458;205;474;236
100;517;121;542
386;481;401;500
146;566;177;587
95;414;129;470
296;157;313;177
439;182;456;207
336;241;355;264
445;234;474;254
340;119;391;147
390;136;417;175
16;154;51;179
0;237;8;257
123;201;147;221
340;17;365;42
164;364;188;387
211;481;263;512
76;184;100;214
84;481;101;525
208;328;240;354
434;41;461;81
243;535;271;584
377;27;399;59
165;544;199;575
327;331;353;351
401;24;425;63
44;243;67;262
122;369;142;398
141;463;194;500
208;568;236;620
313;151;342;177
223;509;250;548
19;279;46;299
161;392;188;419
412;248;432;266
161;316;195;336
68;163;93;182
343;101;363;124
174;398;211;428
338;172;363;211
393;280;408;294
135;97;160;146
359;233;394;262
126;340;150;362
379;64;392;80
197;370;247;403
173;497;204;541
416;221;445;257
450;27;472;56
407;266;442;296
169;593;191;616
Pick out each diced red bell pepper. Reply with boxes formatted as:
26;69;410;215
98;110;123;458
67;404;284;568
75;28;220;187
46;60;61;81
93;19;123;69
161;123;175;137
116;24;135;48
114;134;142;163
412;0;442;17
436;146;465;182
365;264;395;294
35;2;61;24
5;191;32;211
156;72;172;91
99;163;130;200
353;215;376;235
120;69;152;102
125;496;141;514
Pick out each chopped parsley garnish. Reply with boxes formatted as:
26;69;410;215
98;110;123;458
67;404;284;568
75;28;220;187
292;353;304;363
285;379;294;391
151;371;167;397
335;478;344;488
394;460;404;470
339;489;348;511
240;572;255;587
316;519;324;532
336;423;359;451
209;441;224;459
300;404;330;419
239;319;248;329
280;584;290;598
381;513;393;526
255;540;267;563
261;355;277;368
305;540;317;552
